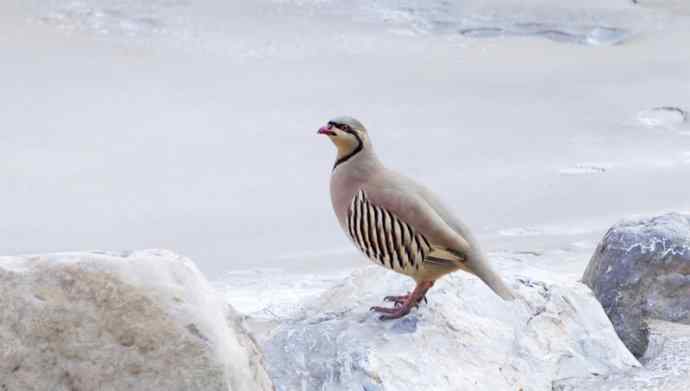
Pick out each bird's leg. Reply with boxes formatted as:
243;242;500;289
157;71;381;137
370;281;435;320
384;292;429;307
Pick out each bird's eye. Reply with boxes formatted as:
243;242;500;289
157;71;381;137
341;124;352;132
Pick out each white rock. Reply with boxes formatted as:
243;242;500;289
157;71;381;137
0;249;273;391
259;263;640;391
556;320;690;391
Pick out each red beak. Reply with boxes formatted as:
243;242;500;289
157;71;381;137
317;125;336;136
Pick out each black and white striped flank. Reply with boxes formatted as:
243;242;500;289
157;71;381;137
346;190;432;273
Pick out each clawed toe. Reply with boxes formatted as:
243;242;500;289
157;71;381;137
370;306;398;314
371;306;410;320
384;293;409;303
371;281;435;321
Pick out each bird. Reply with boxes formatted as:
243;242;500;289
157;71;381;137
317;116;515;320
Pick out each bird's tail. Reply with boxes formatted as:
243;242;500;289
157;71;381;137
469;253;515;301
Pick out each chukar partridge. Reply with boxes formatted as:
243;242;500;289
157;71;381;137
318;116;515;320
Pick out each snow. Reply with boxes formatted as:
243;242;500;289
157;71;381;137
1;1;690;386
2;0;689;277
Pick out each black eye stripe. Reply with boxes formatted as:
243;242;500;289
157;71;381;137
329;122;354;133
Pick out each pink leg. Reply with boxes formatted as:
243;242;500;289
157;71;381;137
384;292;429;307
371;281;435;320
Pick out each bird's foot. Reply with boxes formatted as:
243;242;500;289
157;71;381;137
383;293;410;307
383;293;428;307
370;305;412;320
370;281;435;321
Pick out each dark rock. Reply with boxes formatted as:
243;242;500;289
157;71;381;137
583;213;690;357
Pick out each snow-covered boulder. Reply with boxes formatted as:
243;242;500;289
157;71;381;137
0;250;273;391
583;213;690;358
258;263;639;391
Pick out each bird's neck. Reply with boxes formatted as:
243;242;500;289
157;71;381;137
332;131;362;167
333;143;382;173
334;143;362;169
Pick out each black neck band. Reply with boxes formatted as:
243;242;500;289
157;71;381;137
333;132;363;171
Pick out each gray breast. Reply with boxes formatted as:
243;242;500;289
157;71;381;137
346;190;431;273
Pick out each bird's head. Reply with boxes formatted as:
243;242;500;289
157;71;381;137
317;116;369;154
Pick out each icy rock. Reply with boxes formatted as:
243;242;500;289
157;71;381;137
583;213;690;358
260;265;638;391
0;250;273;391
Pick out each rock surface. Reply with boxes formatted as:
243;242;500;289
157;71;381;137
0;250;273;391
582;213;690;357
555;319;690;391
257;263;639;391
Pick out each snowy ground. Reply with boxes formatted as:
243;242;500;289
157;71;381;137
2;0;689;278
2;0;690;389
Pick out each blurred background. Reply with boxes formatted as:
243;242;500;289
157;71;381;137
1;0;689;280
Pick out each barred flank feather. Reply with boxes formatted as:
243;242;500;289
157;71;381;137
347;190;431;273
